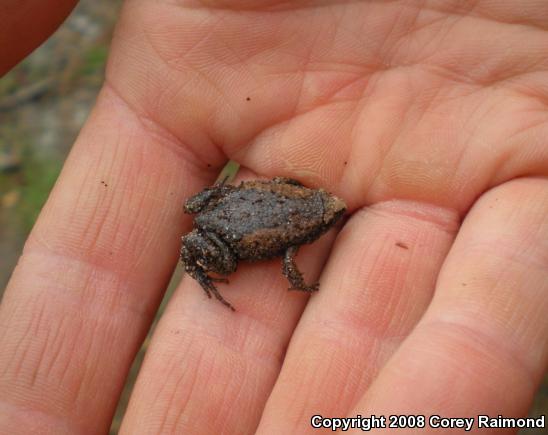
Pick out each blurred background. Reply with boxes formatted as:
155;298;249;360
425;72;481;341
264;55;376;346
0;1;545;433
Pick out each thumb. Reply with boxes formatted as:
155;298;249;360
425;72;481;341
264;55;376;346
1;0;79;75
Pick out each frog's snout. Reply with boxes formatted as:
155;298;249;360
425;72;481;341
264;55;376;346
322;194;347;225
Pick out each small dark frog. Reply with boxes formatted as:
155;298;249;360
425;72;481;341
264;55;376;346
181;177;346;310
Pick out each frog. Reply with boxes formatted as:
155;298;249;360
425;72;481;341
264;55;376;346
180;177;347;310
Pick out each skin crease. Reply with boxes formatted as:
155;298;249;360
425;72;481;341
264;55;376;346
0;1;547;434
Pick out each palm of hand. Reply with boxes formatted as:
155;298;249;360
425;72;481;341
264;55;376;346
110;0;546;207
1;1;547;434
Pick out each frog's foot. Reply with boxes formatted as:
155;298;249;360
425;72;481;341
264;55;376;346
290;282;320;292
282;246;319;292
192;269;235;311
206;281;235;311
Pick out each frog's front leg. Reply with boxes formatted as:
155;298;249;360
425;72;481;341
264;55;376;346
282;246;319;292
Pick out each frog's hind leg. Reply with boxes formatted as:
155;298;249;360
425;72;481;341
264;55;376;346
282;246;319;292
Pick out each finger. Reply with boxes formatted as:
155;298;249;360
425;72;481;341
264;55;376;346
119;170;341;435
0;87;214;434
0;0;79;74
350;178;548;433
256;200;459;434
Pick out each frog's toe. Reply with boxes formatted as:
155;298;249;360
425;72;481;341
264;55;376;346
288;282;319;292
200;284;212;298
208;284;235;311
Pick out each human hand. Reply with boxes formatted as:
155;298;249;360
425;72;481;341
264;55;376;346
1;1;547;434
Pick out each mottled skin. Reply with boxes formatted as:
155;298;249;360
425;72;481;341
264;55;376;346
181;177;347;310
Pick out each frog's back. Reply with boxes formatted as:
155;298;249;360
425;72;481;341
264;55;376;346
194;181;328;260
